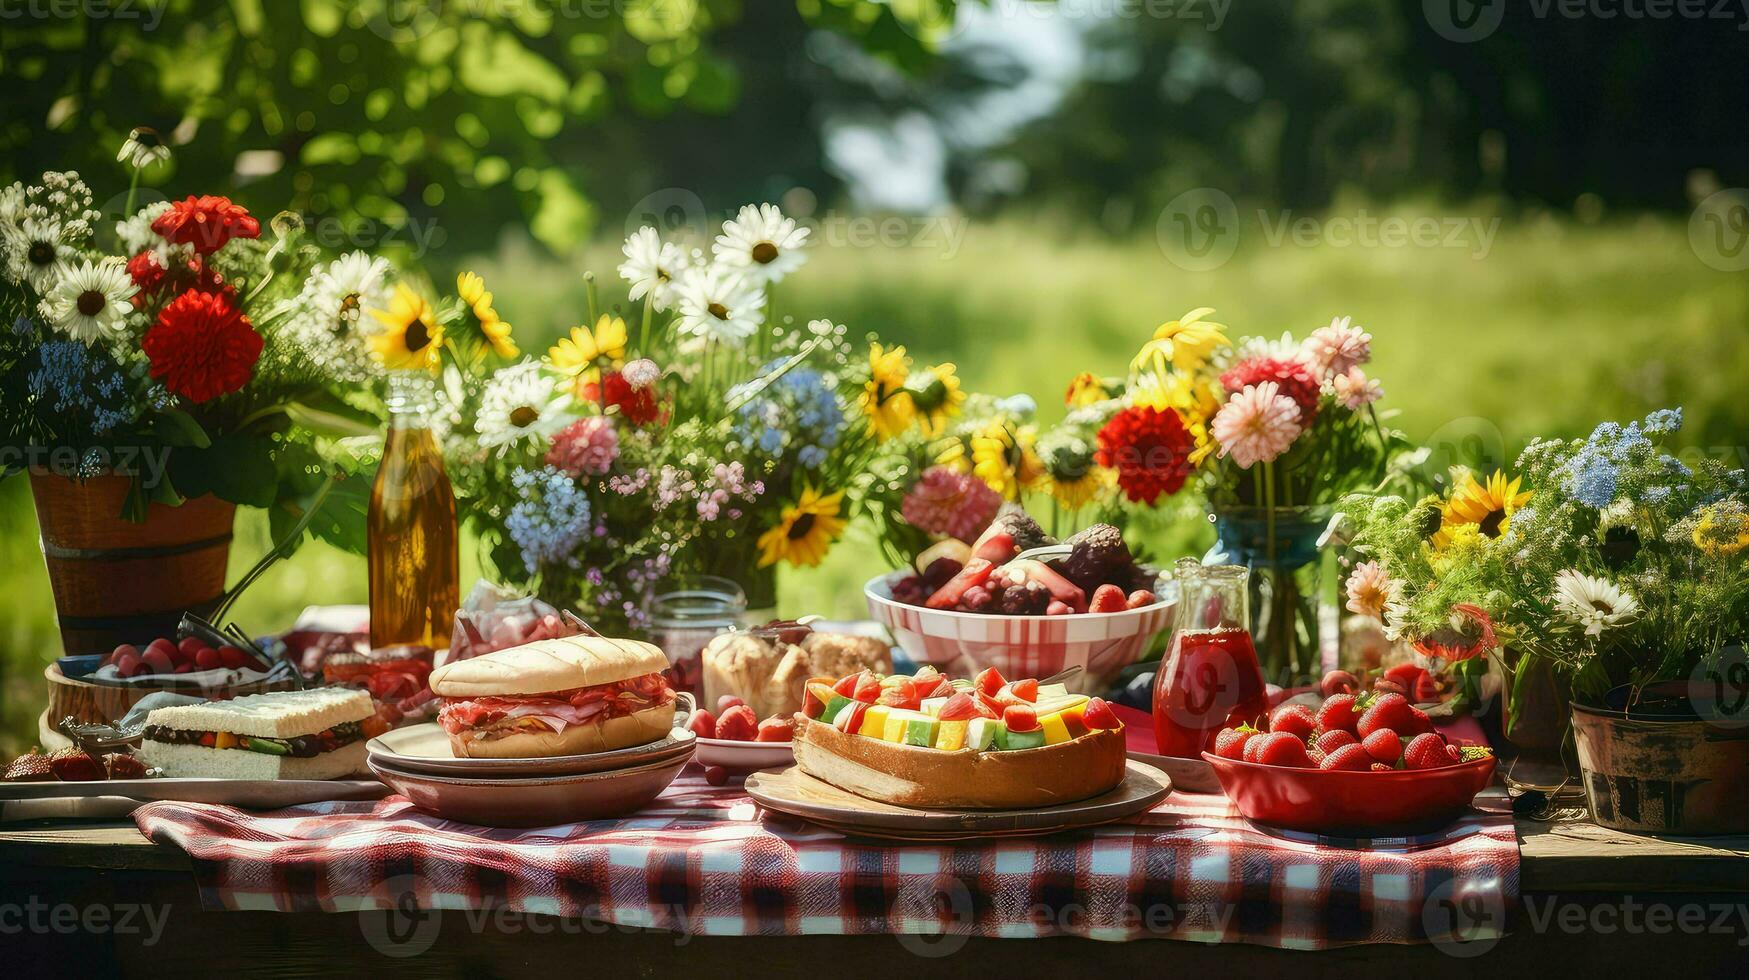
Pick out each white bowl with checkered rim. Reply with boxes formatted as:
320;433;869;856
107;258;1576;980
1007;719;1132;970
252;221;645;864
864;571;1175;695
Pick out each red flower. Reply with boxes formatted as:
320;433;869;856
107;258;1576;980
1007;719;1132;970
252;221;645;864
583;370;663;426
151;195;260;255
1220;357;1321;424
126;251;165;295
1095;406;1194;505
142;290;263;403
1413;603;1499;665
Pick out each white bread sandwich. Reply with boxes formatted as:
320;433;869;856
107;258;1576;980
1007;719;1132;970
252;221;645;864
428;635;677;759
140;687;374;780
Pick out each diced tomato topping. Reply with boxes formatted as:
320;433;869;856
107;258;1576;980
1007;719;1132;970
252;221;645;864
1006;679;1039;703
852;672;883;703
1003;704;1039;733
974;667;1006;698
935;692;981;721
878;678;920;710
1082;697;1121;731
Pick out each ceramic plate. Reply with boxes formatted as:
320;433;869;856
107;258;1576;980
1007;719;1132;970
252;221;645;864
744;759;1170;840
1127;750;1221;794
369;751;691;827
368;721;696;777
693;736;795;771
0;777;388;811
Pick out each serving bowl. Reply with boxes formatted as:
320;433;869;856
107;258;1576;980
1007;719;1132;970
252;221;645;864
370;750;692;827
1202;751;1497;834
865;572;1175;694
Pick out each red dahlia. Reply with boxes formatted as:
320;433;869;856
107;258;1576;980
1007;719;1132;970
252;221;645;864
142;290;263;404
126;251;165;295
583;371;663;426
1095;406;1194;505
1220;356;1321;424
151;195;260;255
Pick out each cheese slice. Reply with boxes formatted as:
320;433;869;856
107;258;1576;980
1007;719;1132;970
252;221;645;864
857;704;891;738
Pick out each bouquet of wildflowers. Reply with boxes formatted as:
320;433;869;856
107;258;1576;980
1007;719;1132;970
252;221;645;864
1338;408;1749;707
0;145;386;539
432;204;953;627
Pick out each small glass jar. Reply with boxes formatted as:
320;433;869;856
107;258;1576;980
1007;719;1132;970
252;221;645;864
647;575;747;697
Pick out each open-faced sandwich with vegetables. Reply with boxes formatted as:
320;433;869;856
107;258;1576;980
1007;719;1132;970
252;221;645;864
792;666;1127;809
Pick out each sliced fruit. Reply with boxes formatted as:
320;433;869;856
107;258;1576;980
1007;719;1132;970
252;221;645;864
935;692;982;722
916;538;973;574
802;682;835;719
833;702;871;734
1002;704;1039;732
715;705;758;741
920;696;950;717
1039;712;1072;745
857;704;892;738
966;717;1004;750
1081;697;1121;731
1124;589;1159;609
1006;678;1039;702
935;720;969;751
820;694;854;726
687;708;717;739
853;672;883;703
925;558;997;609
716;695;745;713
995;725;1046;751
756;717;796;742
878;678;921;710
1089;584;1128;614
969;525;1019;565
1003;559;1088;613
974;667;1007;698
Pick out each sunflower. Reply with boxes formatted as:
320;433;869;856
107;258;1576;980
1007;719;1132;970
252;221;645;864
860;342;915;440
368;283;444;372
907;362;965;437
548;314;627;389
971;421;1044;501
1037;431;1109;510
1131;306;1230;378
456;271;518;359
1065;372;1116;407
1692;504;1749;557
757;486;849;568
1436;470;1533;546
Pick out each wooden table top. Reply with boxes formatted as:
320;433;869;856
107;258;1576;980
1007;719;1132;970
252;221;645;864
4;811;1747;893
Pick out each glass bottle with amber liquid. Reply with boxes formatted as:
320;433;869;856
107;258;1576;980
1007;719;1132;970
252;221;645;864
369;371;459;649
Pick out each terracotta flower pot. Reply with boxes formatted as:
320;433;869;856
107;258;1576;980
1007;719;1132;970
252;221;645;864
29;470;235;656
1571;682;1749;836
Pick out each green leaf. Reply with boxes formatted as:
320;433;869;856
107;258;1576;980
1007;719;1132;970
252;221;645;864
166;433;278;508
274;473;370;554
285;394;381;438
150;408;212;449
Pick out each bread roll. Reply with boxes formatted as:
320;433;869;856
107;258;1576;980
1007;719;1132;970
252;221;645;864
430;635;668;696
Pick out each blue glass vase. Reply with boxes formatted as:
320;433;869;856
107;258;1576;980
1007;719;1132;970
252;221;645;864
1203;505;1333;685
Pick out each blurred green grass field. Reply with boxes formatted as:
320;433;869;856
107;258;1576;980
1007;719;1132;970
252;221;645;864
4;210;1744;754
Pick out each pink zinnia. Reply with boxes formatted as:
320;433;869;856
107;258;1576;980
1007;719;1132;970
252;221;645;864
1302;316;1372;378
1211;381;1302;469
1333;366;1383;410
546;416;620;477
902;466;1002;541
1220;356;1320;424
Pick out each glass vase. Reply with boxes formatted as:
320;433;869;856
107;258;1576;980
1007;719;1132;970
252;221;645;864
1205;505;1331;687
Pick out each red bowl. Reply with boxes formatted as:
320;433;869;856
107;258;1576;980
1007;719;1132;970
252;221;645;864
1202;751;1497;834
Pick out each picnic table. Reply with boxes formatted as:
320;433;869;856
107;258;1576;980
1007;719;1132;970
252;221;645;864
5;798;1747;978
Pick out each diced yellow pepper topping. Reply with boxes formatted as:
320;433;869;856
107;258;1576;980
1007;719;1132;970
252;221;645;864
858;705;891;738
1039;712;1072;745
935;720;968;751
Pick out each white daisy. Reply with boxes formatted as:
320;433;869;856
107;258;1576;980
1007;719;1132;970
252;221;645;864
115;202;172;256
116;127;173;170
308;252;393;328
1382;595;1414;642
674;263;765;344
4;216;75;292
41;258;136;343
475;362;573;449
617;226;688;312
1552;569;1641;637
713;203;810;284
0;182;23;227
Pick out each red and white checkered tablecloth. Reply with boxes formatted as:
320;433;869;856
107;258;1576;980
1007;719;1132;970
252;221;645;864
133;769;1517;950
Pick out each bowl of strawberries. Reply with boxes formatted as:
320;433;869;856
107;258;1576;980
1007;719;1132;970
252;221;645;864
867;514;1174;695
1201;686;1497;834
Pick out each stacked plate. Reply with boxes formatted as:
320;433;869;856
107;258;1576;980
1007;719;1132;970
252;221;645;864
366;698;696;827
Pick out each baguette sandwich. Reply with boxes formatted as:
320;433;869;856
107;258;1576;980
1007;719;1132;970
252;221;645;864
140;687;374;780
792;666;1128;809
428;635;677;758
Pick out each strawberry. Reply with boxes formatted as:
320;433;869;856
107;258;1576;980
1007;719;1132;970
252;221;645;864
1404;705;1437;736
1006;678;1039;703
717;694;746;713
1213;726;1257;761
1315;729;1358;755
1081;697;1121;730
935;692;982;722
194;647;222;671
1316;694;1362;735
714;705;758;741
974;667;1007;698
1125;589;1159;609
755;717;796;742
1362;728;1402;764
1242;732;1268;763
1002;704;1040;733
1382;662;1428;693
1357;692;1417;740
1268;703;1317;741
1373;679;1407;698
216;645;256;670
1253;732;1314;769
177;636;207;662
1319;669;1361;697
1403;732;1456;770
1319;743;1373;771
1089;584;1128;614
878;678;921;710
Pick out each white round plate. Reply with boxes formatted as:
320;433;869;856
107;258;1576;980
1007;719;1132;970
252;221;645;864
693;736;795;770
368;721;695;777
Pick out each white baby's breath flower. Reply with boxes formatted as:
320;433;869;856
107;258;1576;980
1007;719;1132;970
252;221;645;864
1552;569;1641;637
674;262;765;344
309;251;393;327
476;362;573;449
42;258;136;343
116;127;173;170
115;202;171;256
712;203;810;284
618;226;687;312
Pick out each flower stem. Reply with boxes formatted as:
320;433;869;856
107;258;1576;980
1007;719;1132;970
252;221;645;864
584;272;599;326
122;168;140;227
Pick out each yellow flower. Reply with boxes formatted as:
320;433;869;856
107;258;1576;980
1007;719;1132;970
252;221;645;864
1436;470;1533;546
1134;371;1220;421
367;283;444;372
860;343;915;440
907;362;965;437
757;486;849;568
1039;433;1109;510
1693;505;1749;556
971;422;1043;501
548;314;628;388
1130;306;1230;377
935;436;971;473
1065;372;1113;407
456;271;518;359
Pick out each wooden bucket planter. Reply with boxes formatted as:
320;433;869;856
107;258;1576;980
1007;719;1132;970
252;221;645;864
1572;682;1749;836
29;470;236;656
